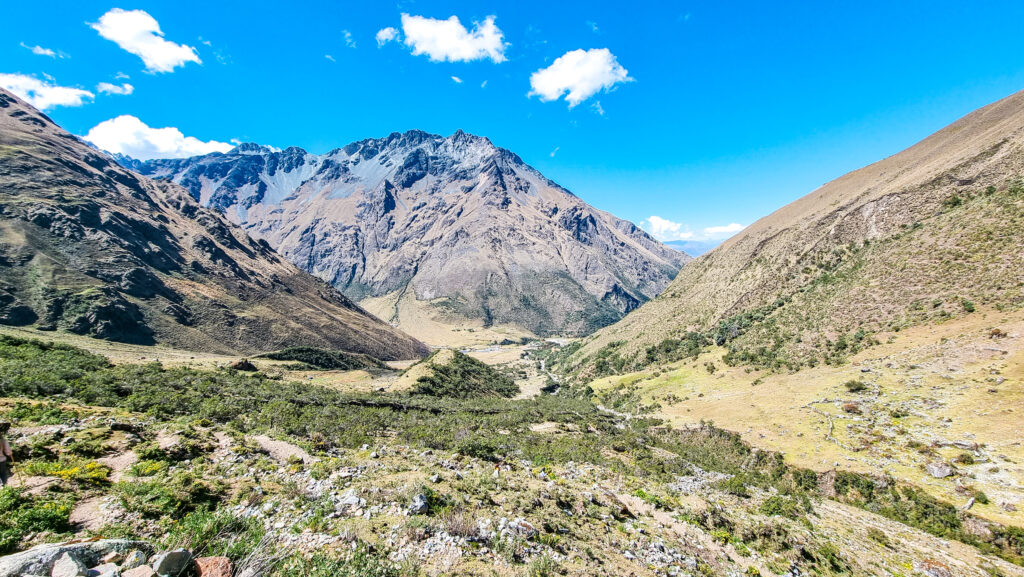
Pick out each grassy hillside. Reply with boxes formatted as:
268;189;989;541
2;334;1022;575
564;89;1024;378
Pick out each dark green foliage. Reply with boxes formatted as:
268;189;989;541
258;347;384;370
3;401;80;425
759;495;802;519
412;350;519;398
843;380;868;393
0;488;72;554
113;471;225;518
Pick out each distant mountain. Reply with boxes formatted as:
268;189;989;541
568;88;1024;374
0;88;427;360
664;239;722;257
120;131;690;339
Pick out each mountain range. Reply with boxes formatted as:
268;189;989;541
0;88;427;360
119;131;689;341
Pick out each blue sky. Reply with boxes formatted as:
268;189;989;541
4;1;1024;250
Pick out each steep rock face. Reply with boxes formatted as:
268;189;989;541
569;88;1024;373
0;88;427;359
126;130;689;336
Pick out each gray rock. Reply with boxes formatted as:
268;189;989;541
121;551;148;571
409;493;429;515
151;550;192;577
0;540;151;577
926;462;954;478
50;553;87;577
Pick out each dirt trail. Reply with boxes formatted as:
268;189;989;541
251;435;316;464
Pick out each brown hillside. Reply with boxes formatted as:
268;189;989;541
570;88;1024;373
0;88;428;360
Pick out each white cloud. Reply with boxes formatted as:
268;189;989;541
646;216;693;241
549;146;559;157
644;216;746;242
376;27;399;47
480;79;488;88
586;21;600;33
529;48;632;107
96;82;134;95
703;223;745;237
591;100;604;115
20;42;61;58
325;54;336;62
90;8;201;73
400;14;506;63
343;30;356;48
451;76;463;84
0;73;93;110
85;115;233;160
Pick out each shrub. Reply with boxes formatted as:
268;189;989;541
412;351;519;398
0;487;72;553
114;472;224;518
258;347;383;371
162;509;265;561
843;380;868;393
21;459;110;485
759;495;801;519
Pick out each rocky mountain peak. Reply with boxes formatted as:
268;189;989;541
119;127;690;339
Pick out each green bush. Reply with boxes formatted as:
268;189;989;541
0;488;72;553
258;347;384;371
114;471;224;518
412;351;519;398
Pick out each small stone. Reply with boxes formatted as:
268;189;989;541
101;553;123;565
122;551;148;570
152;549;192;576
194;556;232;577
122;567;157;577
51;553;87;577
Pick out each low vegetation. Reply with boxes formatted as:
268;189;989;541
1;334;1021;574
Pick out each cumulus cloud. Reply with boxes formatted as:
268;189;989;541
96;82;134;95
85;115;233;160
20;42;61;58
0;73;93;110
529;48;632;107
400;14;506;63
644;216;746;242
376;27;398;47
646;216;693;241
343;30;356;48
704;223;744;236
90;8;201;73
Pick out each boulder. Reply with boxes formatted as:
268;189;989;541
926;462;954;478
0;540;151;577
151;550;192;576
409;493;429;515
122;567;157;577
194;557;232;577
229;359;257;372
50;553;87;577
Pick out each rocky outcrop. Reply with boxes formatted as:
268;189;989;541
0;88;427;360
123;131;690;336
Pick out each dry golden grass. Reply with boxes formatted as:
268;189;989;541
588;306;1024;528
